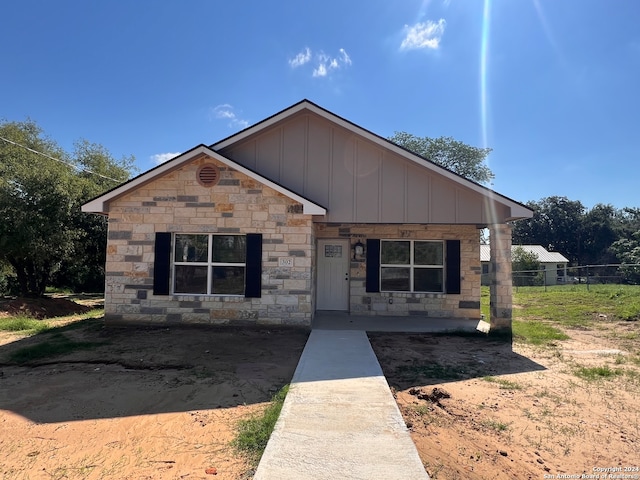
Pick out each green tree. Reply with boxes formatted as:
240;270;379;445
512;246;543;286
51;140;135;293
511;196;585;264
388;132;494;185
0;120;134;297
0;259;18;295
610;232;640;284
610;209;640;284
580;204;622;265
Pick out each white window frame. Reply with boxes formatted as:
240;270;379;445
380;240;444;293
172;233;246;296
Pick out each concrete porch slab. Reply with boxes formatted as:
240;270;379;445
313;311;486;333
253;329;429;480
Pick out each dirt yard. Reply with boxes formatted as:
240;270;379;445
0;314;308;480
2;297;639;480
371;322;640;480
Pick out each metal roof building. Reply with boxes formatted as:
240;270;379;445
480;245;569;263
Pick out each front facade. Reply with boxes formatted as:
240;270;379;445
83;101;533;331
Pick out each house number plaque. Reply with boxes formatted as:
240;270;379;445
278;257;294;267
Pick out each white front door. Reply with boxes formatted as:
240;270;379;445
317;239;350;311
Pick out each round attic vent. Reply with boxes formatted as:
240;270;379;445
197;164;220;187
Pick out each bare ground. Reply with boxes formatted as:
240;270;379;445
370;322;640;480
0;314;308;480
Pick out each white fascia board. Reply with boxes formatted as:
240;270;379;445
81;149;201;214
506;204;535;222
213;100;532;219
81;145;326;216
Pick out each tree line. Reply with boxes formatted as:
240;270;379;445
510;196;640;283
0;120;136;297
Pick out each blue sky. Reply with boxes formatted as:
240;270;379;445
2;0;638;209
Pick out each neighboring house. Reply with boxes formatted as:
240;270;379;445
480;245;569;285
82;100;533;331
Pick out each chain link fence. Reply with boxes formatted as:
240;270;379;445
482;264;640;291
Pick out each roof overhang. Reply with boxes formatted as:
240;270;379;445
82;144;326;216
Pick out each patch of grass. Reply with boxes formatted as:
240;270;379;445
573;365;624;381
8;332;106;364
0;316;51;334
480;418;509;432
407;404;444;428
481;286;490;320
44;286;74;294
396;363;465;381
482;376;523;390
514;285;640;325
513;320;569;346
411;404;432;415
232;385;289;465
623;369;640;382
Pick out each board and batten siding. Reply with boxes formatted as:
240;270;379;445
220;111;509;225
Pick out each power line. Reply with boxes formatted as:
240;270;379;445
0;136;121;183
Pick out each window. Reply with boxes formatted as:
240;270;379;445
173;234;246;295
380;240;444;292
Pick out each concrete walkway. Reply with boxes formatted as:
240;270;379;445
253;329;429;480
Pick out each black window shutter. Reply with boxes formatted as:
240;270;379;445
153;232;172;296
445;239;461;294
245;233;262;298
366;239;380;293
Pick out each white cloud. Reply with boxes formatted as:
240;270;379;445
312;63;328;78
339;48;352;65
289;47;312;67
151;152;181;165
290;48;353;78
212;104;249;129
400;19;446;50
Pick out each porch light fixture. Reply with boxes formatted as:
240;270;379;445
353;240;365;260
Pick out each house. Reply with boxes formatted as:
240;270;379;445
82;100;533;332
480;245;569;285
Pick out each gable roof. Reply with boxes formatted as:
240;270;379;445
212;99;533;222
83;100;533;223
81;144;326;215
480;245;569;263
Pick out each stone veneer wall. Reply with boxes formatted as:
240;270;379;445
104;156;314;327
489;223;513;331
314;223;481;319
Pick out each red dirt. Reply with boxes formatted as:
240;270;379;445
0;296;93;319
